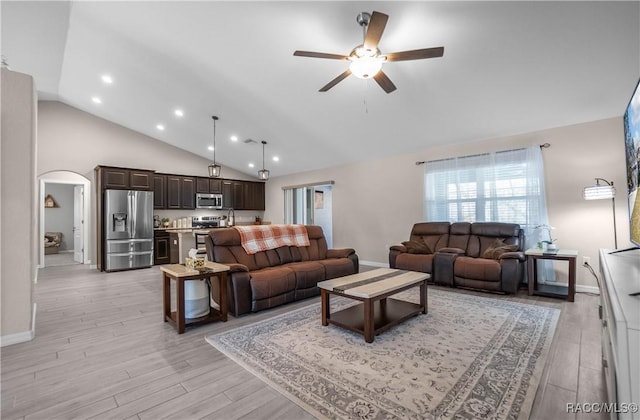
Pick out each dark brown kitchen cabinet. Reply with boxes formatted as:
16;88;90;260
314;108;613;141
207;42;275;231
153;174;166;209
167;175;195;209
232;181;244;210
130;170;153;190
222;181;233;208
196;177;222;194
221;180;264;210
181;177;195;209
98;166;153;191
243;181;265;210
154;230;171;265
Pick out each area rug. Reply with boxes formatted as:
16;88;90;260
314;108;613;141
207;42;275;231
205;288;560;420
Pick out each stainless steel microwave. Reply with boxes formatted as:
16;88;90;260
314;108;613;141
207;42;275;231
195;193;223;209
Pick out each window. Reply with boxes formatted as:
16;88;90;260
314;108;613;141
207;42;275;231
424;146;550;248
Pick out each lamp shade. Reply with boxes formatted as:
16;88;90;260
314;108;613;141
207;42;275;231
258;169;270;180
583;185;615;200
208;163;221;178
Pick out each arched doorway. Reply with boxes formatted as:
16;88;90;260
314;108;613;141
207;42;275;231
38;171;91;268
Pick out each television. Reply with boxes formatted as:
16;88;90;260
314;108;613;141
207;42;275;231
622;77;640;248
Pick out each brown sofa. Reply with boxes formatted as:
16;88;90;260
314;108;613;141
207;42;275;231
389;222;525;294
205;225;359;316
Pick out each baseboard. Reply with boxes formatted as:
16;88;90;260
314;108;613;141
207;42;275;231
576;284;600;295
1;302;36;347
359;260;389;268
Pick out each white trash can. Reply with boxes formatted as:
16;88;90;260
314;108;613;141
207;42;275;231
184;280;210;318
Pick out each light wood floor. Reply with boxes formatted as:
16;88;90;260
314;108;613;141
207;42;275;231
1;263;608;420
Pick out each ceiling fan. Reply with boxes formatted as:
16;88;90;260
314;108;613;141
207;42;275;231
293;11;444;94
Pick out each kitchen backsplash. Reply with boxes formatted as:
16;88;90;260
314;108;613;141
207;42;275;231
154;209;264;226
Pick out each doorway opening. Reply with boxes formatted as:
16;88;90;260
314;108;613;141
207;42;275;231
284;181;333;248
39;171;91;268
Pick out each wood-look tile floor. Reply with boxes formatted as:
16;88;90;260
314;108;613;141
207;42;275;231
1;264;608;420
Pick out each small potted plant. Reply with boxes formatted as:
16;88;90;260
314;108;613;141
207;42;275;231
534;224;557;250
161;217;170;228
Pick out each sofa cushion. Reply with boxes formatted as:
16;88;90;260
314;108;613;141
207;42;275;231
409;222;451;252
250;267;296;301
454;256;501;282
395;253;435;273
286;261;326;289
482;239;520;259
318;258;357;279
402;239;433;254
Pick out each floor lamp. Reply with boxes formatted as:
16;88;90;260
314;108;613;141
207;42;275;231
583;177;617;249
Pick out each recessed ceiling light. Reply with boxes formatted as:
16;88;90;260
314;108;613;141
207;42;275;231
91;96;102;104
156;124;165;131
101;75;113;84
248;163;255;168
272;156;280;162
174;109;184;117
208;145;214;151
230;135;238;142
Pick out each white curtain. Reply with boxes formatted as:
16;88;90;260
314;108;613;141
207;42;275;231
424;146;553;281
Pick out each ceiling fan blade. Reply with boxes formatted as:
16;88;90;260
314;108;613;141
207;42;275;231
373;70;397;94
293;51;349;60
385;47;445;62
319;69;352;92
364;11;389;49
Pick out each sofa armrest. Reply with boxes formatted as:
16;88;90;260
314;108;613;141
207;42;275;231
500;257;525;294
498;251;525;262
226;271;252;317
438;247;466;255
389;245;408;253
224;262;250;273
433;252;458;286
326;248;355;259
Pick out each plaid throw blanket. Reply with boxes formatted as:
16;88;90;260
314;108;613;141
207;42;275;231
234;224;310;255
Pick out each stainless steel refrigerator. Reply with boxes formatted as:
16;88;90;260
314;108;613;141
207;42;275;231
104;189;154;271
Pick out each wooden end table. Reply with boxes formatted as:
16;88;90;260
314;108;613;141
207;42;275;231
160;261;230;333
526;248;578;302
317;268;429;343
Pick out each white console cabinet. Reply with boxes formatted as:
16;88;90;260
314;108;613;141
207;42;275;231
599;249;640;420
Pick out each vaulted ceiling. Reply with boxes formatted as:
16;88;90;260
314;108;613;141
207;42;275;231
2;1;639;178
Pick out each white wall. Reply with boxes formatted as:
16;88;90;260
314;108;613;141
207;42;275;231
264;117;629;288
1;68;37;345
37;101;261;264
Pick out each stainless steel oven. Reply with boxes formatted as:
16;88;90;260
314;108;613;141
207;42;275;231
195;193;223;209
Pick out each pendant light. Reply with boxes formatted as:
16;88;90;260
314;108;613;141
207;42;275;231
208;115;221;178
258;140;270;180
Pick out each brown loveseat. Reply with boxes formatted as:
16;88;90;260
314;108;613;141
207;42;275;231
389;222;525;294
205;225;358;316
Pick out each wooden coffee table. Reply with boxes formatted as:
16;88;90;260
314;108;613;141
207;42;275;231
317;268;429;343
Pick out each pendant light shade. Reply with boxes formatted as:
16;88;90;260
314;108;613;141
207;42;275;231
258;140;270;180
209;115;221;178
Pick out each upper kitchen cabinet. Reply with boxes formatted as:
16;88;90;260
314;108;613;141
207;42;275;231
97;166;154;191
153;174;166;209
243;181;265;210
166;175;196;209
222;180;265;210
196;177;222;194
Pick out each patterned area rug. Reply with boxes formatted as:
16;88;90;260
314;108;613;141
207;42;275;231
206;288;560;420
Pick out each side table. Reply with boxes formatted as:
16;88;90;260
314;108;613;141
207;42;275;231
160;261;230;334
526;248;578;302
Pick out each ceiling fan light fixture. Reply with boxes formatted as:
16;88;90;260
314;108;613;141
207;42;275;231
349;56;383;79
